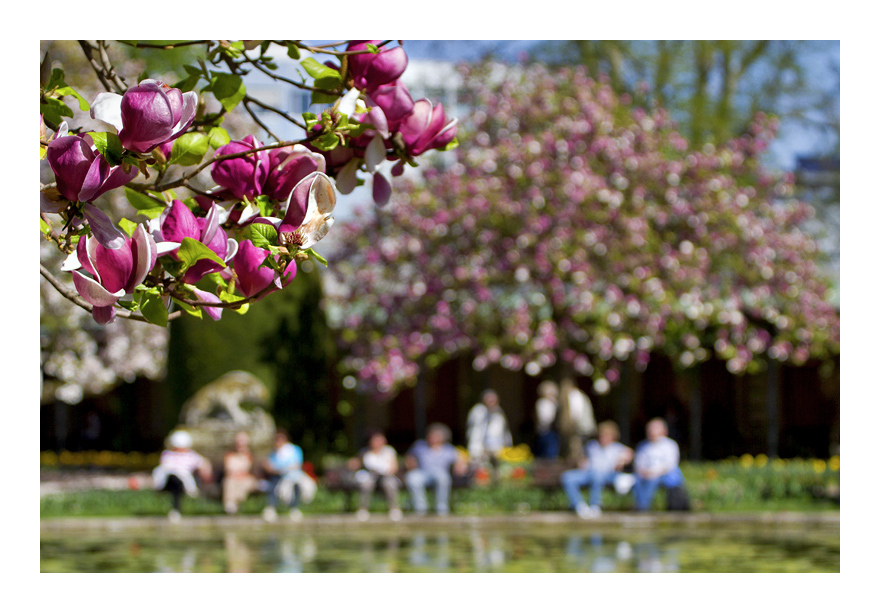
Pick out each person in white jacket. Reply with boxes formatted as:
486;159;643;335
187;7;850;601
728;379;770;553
466;389;512;463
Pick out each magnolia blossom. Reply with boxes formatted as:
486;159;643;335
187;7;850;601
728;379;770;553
346;40;408;92
233;239;297;298
46;134;137;203
67;225;158;324
151;200;238;284
252;171;337;251
399;100;458;156
91;79;197;154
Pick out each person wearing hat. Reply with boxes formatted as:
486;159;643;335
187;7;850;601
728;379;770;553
152;430;213;522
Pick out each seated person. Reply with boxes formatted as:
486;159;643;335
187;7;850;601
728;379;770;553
152;430;212;522
261;430;315;522
561;420;634;518
633;418;685;511
222;431;257;515
404;423;468;516
347;429;403;522
466;389;513;466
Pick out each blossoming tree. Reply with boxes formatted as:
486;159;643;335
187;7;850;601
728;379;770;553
330;63;840;452
39;40;457;400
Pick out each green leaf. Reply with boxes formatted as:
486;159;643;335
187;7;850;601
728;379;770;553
207;127;231;150
300;57;340;81
312;131;340;151
248;223;278;249
117;218;138;237
88;132;124;166
305;248;328;266
124;187;165;211
46;68;67;90
314;75;342;90
177;237;226;273
40;98;73;126
311;91;339;105
169;132;210;166
365;43;380;54
437;137;459;152
172;298;203;319
40;218;51;236
139;292;168;327
173;73;201;93
206;73;246;112
286;44;301;60
219;290;250;314
56;86;90;112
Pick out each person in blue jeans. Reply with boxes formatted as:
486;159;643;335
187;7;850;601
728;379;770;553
404;423;468;515
561;421;634;518
632;418;685;511
262;430;304;522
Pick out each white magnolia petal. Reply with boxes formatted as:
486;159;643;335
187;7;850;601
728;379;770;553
202;204;220;245
71;270;125;307
365;134;387;173
90;92;124;133
337;87;361;118
128;225;157;290
308;172;337;216
60;251;81;272
156;241;181;256
224;238;239;263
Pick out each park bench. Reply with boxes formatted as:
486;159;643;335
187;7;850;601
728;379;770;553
321;466;473;512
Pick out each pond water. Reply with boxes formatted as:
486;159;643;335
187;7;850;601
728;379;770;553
41;520;839;572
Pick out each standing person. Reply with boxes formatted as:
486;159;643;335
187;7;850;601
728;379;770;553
632;418;685;511
348;430;403;522
222;431;257;515
262;430;313;522
466;389;513;464
152;430;212;522
405;423;468;516
560;421;634;518
534;381;561;459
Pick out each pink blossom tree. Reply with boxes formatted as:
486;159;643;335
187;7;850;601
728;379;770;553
330;63;839;452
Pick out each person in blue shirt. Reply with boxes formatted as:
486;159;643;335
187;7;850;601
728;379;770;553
632;418;685;511
404;423;468;516
262;430;305;522
561;421;634;518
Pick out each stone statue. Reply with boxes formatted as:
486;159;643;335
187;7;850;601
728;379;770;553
173;371;276;464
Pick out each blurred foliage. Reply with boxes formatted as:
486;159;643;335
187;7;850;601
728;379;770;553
533;40;839;153
165;264;336;458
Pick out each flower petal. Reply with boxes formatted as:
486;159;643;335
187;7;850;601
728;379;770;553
91;305;116;325
72;270;125;307
83;204;126;250
365;134;387;173
90;93;124;133
192;288;223;321
372;171;392;207
126;225;158;293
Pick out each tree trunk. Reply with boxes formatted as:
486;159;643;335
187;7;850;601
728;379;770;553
766;359;780;458
415;356;427;440
688;365;703;461
557;362;581;461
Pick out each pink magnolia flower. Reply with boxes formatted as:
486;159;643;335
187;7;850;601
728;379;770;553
90;79;197;154
68;225;158;324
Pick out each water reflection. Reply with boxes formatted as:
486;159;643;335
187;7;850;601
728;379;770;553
40;523;839;573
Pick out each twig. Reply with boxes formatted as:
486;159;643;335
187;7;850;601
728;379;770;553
242;99;280;142
117;40;212;50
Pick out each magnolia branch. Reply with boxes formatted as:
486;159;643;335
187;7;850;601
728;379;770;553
40;263;182;323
